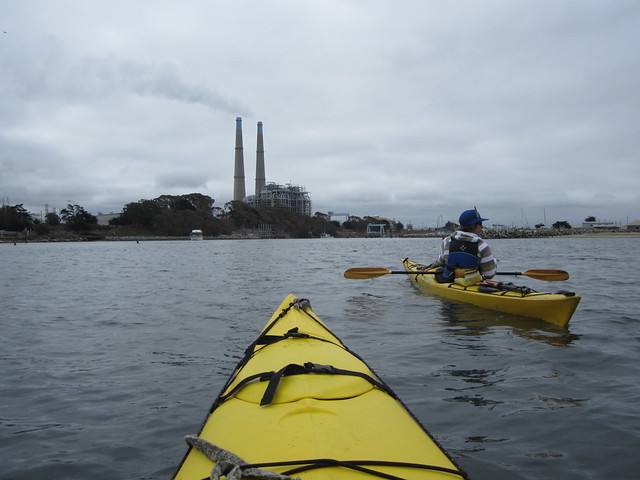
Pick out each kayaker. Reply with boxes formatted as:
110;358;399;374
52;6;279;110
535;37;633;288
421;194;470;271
434;208;497;284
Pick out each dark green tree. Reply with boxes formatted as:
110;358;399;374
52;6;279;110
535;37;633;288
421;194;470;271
224;201;262;229
112;194;219;236
45;212;61;226
111;199;162;227
34;223;51;235
0;204;35;231
180;193;215;211
552;221;572;229
60;203;98;232
221;203;339;238
151;208;223;236
342;216;367;232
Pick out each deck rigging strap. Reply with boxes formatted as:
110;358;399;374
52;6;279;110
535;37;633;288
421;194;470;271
245;327;344;356
216;362;394;406
275;459;467;479
243;298;343;356
211;299;362;413
260;362;393;406
186;436;467;480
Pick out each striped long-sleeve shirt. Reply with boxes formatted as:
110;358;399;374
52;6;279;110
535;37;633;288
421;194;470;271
435;231;497;279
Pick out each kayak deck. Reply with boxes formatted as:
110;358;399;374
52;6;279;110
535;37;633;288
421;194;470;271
402;258;580;328
172;294;466;480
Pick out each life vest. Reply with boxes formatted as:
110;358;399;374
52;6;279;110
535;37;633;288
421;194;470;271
446;237;480;269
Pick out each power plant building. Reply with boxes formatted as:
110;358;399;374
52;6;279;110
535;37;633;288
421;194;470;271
246;182;312;216
232;117;312;216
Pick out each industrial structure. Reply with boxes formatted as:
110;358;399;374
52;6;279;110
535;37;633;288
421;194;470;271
232;117;312;216
233;117;246;202
247;182;312;216
254;121;266;196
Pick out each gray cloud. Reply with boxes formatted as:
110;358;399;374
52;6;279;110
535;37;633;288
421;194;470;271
1;0;639;227
1;35;250;115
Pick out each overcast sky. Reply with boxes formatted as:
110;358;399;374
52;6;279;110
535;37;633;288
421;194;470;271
2;0;639;228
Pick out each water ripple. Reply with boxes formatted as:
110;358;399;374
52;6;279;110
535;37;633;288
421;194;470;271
2;238;640;480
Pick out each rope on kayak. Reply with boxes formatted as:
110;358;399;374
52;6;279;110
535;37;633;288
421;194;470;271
292;298;311;311
185;435;301;480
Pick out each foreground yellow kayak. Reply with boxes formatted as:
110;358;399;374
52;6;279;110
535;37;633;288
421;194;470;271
402;258;580;328
172;294;466;480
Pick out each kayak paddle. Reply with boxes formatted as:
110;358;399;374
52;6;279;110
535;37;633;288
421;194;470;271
344;267;569;281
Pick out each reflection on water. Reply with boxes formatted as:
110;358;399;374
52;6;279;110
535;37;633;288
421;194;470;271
442;367;506;409
526;451;564;458
533;395;589;410
463;435;509;453
435;300;580;347
503;395;590;416
344;292;388;319
446;394;504;408
447;368;504;387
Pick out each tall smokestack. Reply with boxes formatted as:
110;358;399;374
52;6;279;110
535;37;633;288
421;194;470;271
233;117;246;201
255;121;266;196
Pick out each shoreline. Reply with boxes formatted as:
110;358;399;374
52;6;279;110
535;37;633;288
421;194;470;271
555;231;640;238
400;228;640;240
2;230;640;243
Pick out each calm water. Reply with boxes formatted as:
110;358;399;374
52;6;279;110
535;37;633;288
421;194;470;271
1;237;639;480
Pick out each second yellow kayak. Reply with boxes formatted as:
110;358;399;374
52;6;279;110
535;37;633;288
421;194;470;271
402;258;580;327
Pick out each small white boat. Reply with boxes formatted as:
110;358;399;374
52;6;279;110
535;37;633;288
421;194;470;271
190;229;204;241
320;232;333;239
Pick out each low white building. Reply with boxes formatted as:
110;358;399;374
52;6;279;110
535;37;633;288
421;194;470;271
581;220;619;229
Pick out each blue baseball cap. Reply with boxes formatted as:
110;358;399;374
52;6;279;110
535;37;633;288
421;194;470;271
459;208;489;227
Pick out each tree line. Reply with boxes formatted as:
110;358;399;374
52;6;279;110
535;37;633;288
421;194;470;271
1;202;98;235
1;193;405;239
